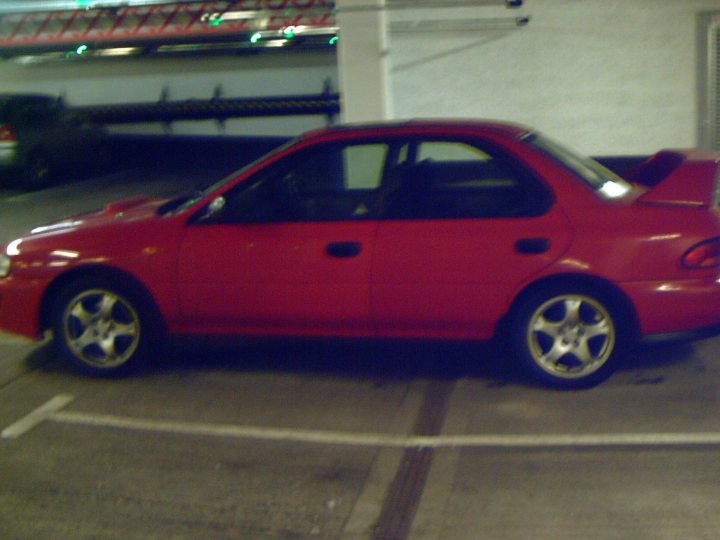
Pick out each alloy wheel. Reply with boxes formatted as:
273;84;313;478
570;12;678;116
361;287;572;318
62;289;141;369
526;294;615;380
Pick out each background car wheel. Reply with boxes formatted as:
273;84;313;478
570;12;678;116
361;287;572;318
22;150;53;190
52;278;152;376
510;286;625;389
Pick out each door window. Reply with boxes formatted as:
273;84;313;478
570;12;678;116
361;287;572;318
384;139;552;219
216;142;388;223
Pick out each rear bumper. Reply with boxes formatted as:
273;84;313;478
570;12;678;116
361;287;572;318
642;323;720;345
622;277;720;337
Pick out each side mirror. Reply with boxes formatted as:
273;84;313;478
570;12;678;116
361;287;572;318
202;196;226;222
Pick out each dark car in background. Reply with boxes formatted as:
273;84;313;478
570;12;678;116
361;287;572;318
0;93;106;190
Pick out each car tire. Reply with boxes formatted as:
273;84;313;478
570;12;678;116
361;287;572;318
509;285;625;389
22;150;53;190
52;278;153;376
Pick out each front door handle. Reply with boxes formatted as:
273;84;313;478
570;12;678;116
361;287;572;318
515;238;550;254
326;241;363;258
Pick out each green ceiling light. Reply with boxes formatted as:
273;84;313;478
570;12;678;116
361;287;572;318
329;36;338;45
250;32;262;44
282;26;296;39
77;0;92;7
76;44;88;55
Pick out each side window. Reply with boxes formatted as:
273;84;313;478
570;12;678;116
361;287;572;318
290;143;386;193
345;144;387;189
385;139;552;219
417;141;491;162
218;142;388;223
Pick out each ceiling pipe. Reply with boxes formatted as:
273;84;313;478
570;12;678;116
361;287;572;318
338;0;522;11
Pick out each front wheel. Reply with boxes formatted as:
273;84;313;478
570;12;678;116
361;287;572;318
510;287;625;389
52;278;152;376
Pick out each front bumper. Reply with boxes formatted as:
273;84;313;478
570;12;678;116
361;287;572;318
0;276;45;340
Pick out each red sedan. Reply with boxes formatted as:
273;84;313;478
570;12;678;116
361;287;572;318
2;120;720;388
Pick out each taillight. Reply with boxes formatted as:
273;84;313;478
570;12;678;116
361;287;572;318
681;238;720;268
0;123;17;142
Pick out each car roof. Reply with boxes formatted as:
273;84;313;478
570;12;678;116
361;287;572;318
300;119;532;141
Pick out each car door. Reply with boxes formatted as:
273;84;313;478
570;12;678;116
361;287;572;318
177;140;387;336
372;137;573;339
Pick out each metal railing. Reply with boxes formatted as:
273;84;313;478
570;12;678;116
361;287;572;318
72;90;340;124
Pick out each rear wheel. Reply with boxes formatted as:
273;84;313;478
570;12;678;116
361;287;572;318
52;278;153;376
510;286;625;389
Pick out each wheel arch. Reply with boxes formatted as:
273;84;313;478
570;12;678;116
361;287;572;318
503;273;641;343
40;264;167;336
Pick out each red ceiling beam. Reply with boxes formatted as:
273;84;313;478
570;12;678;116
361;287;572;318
0;1;336;48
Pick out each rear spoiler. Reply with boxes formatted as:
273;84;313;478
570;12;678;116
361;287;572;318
625;149;720;207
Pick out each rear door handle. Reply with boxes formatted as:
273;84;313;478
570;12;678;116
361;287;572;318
515;238;550;254
326;241;363;258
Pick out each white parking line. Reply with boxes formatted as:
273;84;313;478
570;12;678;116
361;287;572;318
5;394;720;448
51;411;720;448
1;394;75;439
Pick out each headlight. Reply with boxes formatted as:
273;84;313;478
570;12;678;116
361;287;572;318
0;253;10;278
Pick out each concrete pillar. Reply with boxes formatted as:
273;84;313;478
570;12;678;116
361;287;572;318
336;0;393;123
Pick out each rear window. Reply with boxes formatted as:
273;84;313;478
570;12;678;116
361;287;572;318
528;133;632;199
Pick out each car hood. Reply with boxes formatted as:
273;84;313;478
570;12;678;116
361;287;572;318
19;195;169;241
3;194;184;281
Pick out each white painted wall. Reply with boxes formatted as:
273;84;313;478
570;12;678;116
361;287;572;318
0;0;717;154
0;52;338;136
389;0;720;155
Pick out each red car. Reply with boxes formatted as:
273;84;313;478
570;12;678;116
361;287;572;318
1;120;720;388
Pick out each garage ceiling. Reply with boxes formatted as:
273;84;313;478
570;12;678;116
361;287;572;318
0;0;526;60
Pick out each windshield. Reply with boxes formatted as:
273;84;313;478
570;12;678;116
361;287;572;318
528;133;632;199
166;137;299;215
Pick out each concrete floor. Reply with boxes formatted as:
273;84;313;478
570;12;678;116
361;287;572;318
2;172;720;539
